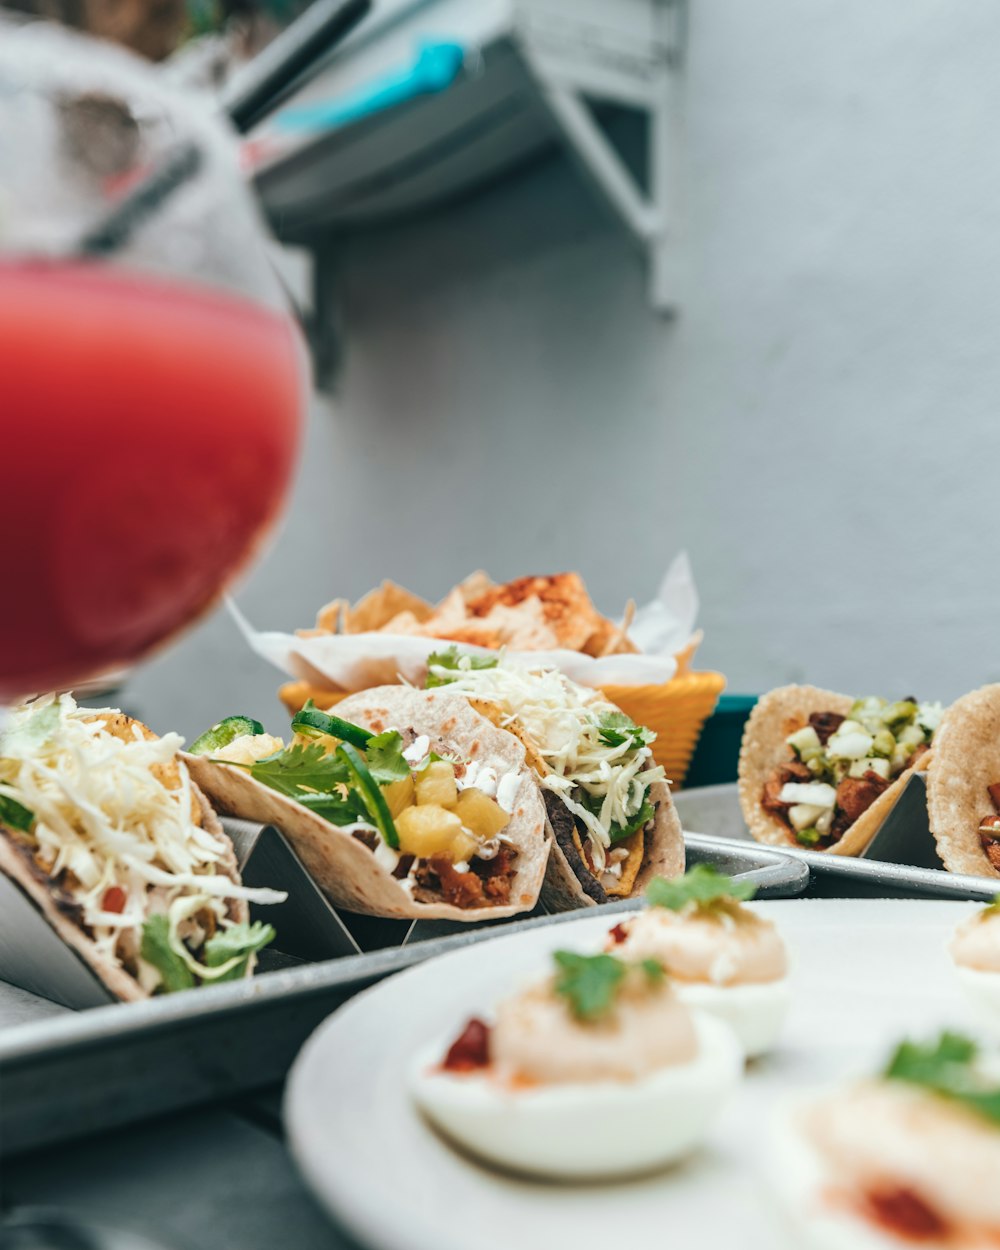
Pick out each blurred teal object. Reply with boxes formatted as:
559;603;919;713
274;39;466;133
684;695;759;789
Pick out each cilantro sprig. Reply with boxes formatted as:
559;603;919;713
553;950;664;1021
220;722;409;844
884;1032;1000;1127
646;863;757;912
425;646;499;688
596;711;654;752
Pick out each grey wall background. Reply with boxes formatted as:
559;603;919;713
131;0;1000;739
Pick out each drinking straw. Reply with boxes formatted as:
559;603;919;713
223;0;371;135
76;142;202;257
74;0;371;257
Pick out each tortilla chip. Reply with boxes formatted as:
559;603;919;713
737;684;930;857
344;581;434;634
455;570;495;603
585;599;639;658
463;573;602;652
314;598;348;635
926;684;1000;877
187;688;550;922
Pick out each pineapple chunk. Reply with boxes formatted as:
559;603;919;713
396;804;477;861
415;760;458;809
383;774;415;818
453;788;509;838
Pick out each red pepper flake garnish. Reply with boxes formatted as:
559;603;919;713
863;1186;949;1241
442;1018;491;1072
608;922;629;945
102;886;127;914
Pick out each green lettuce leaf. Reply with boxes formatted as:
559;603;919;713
204;921;276;982
885;1033;1000;1126
0;793;34;833
425;646;499;688
646;863;757;911
140;915;195;993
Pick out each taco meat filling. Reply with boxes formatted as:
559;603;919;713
977;783;1000;869
759;697;941;850
412;845;519;909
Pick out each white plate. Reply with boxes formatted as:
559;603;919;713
285;898;983;1250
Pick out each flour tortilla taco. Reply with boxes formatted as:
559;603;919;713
185;687;550;921
738;685;942;856
926;684;1000;877
0;696;282;1002
420;650;684;910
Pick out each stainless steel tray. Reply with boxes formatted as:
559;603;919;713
0;834;806;1156
673;775;1000;901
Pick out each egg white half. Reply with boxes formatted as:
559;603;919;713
954;965;1000;1037
674;977;790;1059
409;1010;742;1180
769;1099;949;1250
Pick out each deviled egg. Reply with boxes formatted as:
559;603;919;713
608;864;790;1058
772;1032;1000;1248
410;948;741;1179
950;897;1000;1033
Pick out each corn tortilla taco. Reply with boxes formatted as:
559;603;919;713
185;687;550;922
0;696;281;1001
926;684;1000;877
738;685;940;856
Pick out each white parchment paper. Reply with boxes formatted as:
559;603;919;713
233;553;699;692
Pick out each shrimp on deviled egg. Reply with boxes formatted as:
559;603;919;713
607;864;790;1058
410;947;741;1179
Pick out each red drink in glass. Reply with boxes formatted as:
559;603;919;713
0;260;305;700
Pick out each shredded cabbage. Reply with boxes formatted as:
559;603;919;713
429;660;665;870
0;695;284;981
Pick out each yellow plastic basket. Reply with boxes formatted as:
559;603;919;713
278;667;725;788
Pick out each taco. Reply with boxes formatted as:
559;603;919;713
738;685;942;855
926;684;1000;877
0;695;282;1001
184;688;550;921
421;650;684;910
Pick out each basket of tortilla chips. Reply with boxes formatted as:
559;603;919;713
273;568;725;786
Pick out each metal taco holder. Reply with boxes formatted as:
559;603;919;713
0;819;806;1156
673;772;1000;901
